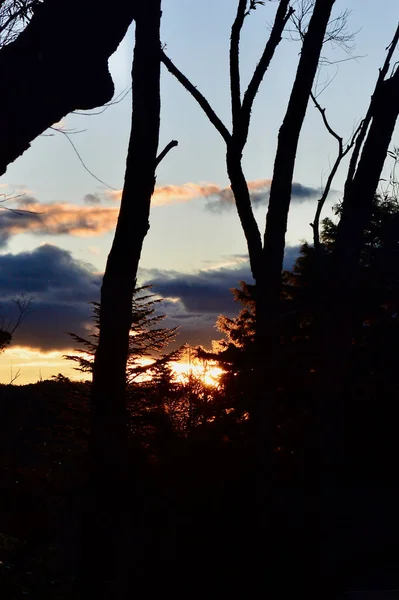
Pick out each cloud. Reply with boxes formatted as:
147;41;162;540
84;193;101;204
0;243;301;352
141;246;300;348
204;180;322;213
0;244;101;351
0;179;322;247
0;196;118;245
103;180;322;211
104;183;222;206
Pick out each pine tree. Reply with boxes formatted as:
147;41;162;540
65;286;180;381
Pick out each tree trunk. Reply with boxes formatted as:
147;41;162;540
318;66;399;590
262;0;335;346
91;0;162;471
81;3;162;596
226;145;263;281
0;0;136;175
335;68;399;279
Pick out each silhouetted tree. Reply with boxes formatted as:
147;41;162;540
0;0;137;175
0;294;32;353
65;286;178;381
315;25;399;585
84;3;177;595
90;0;177;478
0;0;38;46
161;0;293;341
161;0;338;353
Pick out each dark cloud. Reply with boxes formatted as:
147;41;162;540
0;243;301;352
84;193;101;204
204;180;321;213
142;246;300;348
291;182;321;199
0;244;101;351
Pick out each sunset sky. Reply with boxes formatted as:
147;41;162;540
0;0;398;383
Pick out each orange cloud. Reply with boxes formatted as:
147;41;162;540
0;177;320;245
104;182;222;206
152;183;221;206
0;196;118;243
104;179;317;211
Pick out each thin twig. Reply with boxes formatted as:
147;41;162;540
72;87;132;116
310;90;342;146
51;127;118;190
310;93;364;248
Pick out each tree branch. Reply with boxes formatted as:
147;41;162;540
155;139;178;167
310;90;342;148
160;50;232;144
230;0;248;133
310;90;363;249
240;0;293;146
344;22;399;194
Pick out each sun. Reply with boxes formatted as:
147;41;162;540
124;355;224;387
170;360;224;387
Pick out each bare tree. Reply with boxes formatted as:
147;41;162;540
288;7;363;250
91;0;177;477
0;293;32;352
161;0;337;355
161;0;293;338
81;2;177;595
315;23;399;584
309;91;362;251
8;363;21;385
261;0;335;348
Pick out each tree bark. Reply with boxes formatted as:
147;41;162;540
81;3;162;596
226;144;263;280
92;0;161;483
335;69;399;279
318;65;399;590
262;0;335;346
0;0;136;175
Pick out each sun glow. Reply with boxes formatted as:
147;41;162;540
133;356;224;387
170;360;224;387
0;347;224;388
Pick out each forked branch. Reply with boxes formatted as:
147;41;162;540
310;90;363;249
345;22;399;194
240;0;293;146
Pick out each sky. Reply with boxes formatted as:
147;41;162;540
0;0;398;383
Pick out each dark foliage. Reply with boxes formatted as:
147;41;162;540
65;285;179;381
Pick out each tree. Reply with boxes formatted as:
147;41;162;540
0;294;32;353
161;0;293;342
161;0;337;352
82;2;178;595
0;0;137;175
314;25;399;585
261;0;335;350
90;0;177;478
0;0;39;47
65;286;179;381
